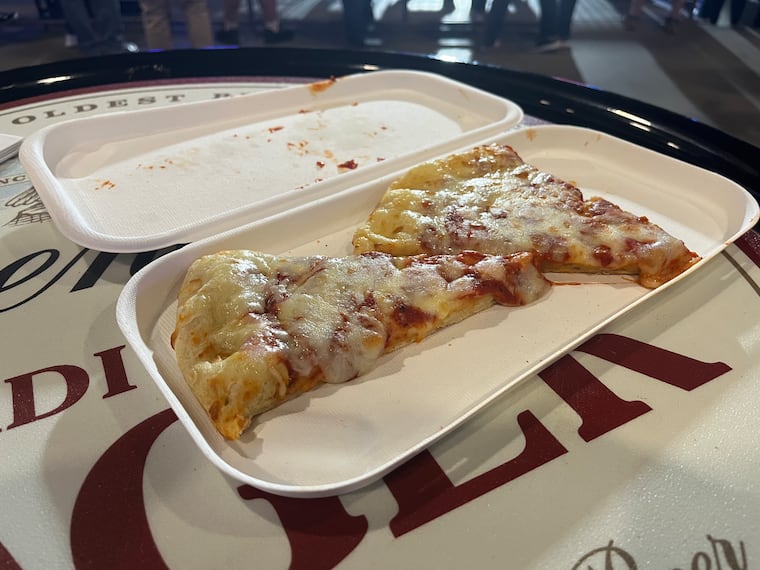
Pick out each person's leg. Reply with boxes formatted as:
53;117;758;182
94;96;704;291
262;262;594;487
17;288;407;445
182;0;214;47
139;0;174;49
258;0;277;23
668;0;687;18
221;0;240;29
482;0;510;46
90;0;126;43
623;0;645;29
471;0;487;21
626;0;646;16
341;0;371;45
663;0;687;32
60;0;99;52
214;0;240;44
258;0;293;42
537;0;558;43
64;20;79;47
557;0;577;39
702;0;725;22
729;0;747;25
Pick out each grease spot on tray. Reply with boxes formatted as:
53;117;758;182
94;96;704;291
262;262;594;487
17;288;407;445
308;76;337;94
94;179;116;191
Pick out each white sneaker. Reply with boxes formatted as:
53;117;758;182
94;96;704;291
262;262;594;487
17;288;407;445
534;39;565;53
64;33;78;48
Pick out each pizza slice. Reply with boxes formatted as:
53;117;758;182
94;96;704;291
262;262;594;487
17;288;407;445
173;249;550;440
352;143;700;288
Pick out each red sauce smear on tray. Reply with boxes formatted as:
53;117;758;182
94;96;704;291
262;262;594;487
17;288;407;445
96;179;116;190
309;76;337;94
337;159;358;170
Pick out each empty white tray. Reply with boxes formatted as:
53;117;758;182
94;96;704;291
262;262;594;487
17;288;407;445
19;70;523;253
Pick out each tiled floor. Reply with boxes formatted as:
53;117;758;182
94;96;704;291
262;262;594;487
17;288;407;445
1;0;760;147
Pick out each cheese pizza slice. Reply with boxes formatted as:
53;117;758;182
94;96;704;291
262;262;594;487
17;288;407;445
352;144;700;288
173;249;550;440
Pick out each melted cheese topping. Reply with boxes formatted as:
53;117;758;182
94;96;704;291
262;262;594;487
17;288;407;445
352;144;699;288
173;249;549;439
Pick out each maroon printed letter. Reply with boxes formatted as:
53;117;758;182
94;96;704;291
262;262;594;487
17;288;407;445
577;333;732;391
95;346;137;398
5;365;89;429
71;409;177;569
237;486;369;570
539;354;652;442
540;334;732;442
0;542;22;570
386;410;568;537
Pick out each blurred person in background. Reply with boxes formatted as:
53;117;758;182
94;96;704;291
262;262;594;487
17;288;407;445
482;0;578;51
59;0;138;54
139;0;214;49
215;0;293;45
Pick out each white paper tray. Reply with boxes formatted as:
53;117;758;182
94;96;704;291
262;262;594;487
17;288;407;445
18;70;522;253
116;125;759;498
0;133;22;162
